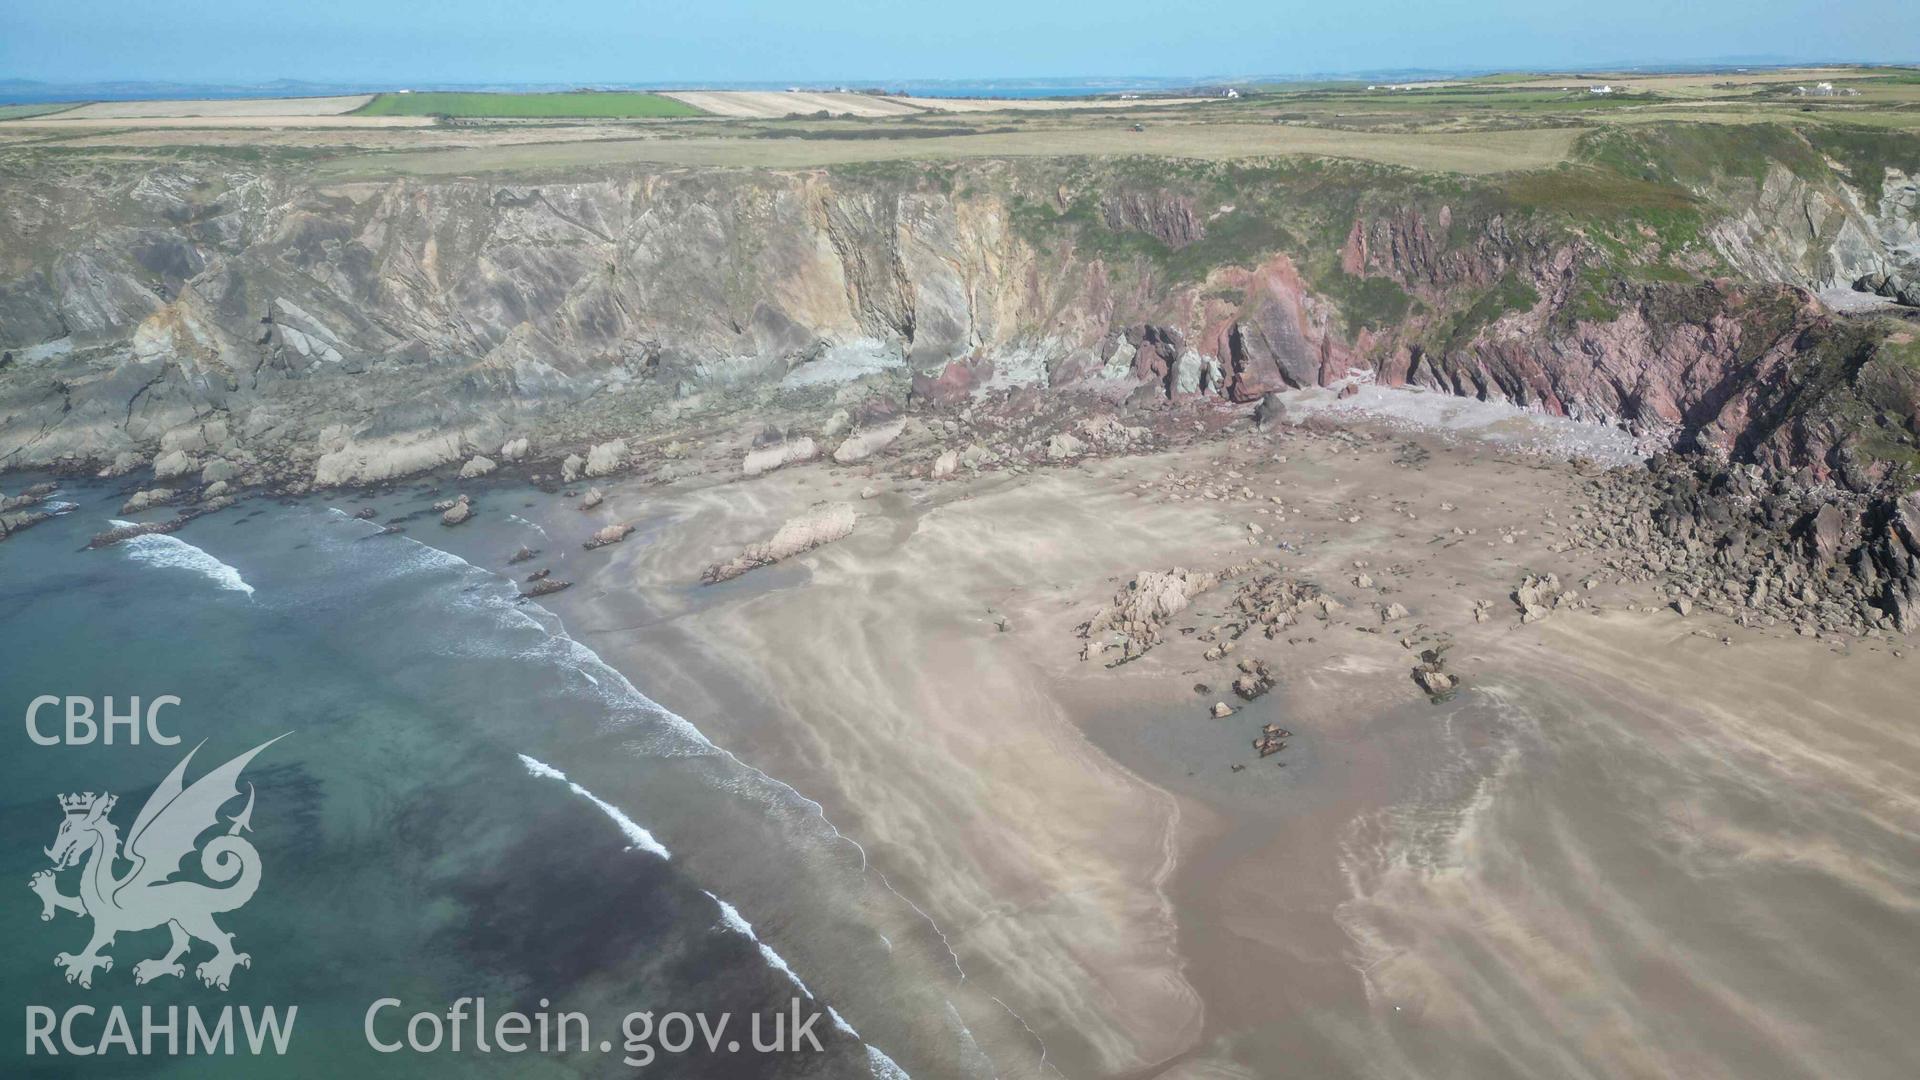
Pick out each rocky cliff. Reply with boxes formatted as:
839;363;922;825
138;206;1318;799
0;124;1915;499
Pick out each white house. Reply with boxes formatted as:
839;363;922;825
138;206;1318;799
1589;84;1613;95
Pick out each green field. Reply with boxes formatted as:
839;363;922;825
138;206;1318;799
354;91;704;118
0;103;81;120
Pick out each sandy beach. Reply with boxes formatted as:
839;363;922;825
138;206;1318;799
493;394;1920;1078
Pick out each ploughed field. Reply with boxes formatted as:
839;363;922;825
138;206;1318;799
353;90;706;118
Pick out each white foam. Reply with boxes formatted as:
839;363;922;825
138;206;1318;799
110;521;255;597
342;524;959;1076
704;891;814;999
507;513;550;539
826;1005;859;1038
517;754;671;860
866;1044;912;1079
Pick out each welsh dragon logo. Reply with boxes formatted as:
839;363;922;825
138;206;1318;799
29;737;284;991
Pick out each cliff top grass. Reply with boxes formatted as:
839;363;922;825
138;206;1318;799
305;124;1583;178
4;64;1915;184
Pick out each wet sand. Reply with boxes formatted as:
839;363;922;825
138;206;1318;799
522;405;1919;1078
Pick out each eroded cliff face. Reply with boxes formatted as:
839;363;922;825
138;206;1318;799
0;131;1914;496
1705;163;1919;289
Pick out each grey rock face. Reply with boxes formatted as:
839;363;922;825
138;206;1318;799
0;151;1913;502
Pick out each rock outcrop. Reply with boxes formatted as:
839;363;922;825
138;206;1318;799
744;437;818;477
120;488;175;514
440;495;473;526
88;517;188;549
1079;568;1220;659
1;130;1914;557
701;503;857;584
833;422;906;465
584;522;634;550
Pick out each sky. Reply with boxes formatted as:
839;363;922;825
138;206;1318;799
1;0;1914;86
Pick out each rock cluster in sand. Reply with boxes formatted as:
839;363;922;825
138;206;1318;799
1512;573;1583;623
520;577;572;599
1079;568;1220;660
1412;647;1458;696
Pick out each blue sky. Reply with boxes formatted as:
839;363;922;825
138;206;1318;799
1;0;1912;85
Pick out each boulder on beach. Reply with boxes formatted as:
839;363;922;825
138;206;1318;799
499;437;530;462
1046;432;1086;461
584;439;629;478
931;448;959;479
99;451;145;479
152;448;195;481
561;453;587;483
1253;392;1289;428
1413;647;1458;697
581;487;605;510
1233;658;1276;700
460;455;497;479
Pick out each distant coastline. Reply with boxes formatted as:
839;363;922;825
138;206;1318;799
5;60;1914;105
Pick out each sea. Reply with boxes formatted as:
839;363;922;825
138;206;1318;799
0;478;981;1078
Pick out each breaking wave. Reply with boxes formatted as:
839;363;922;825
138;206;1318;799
866;1045;912;1079
705;891;817;1000
110;521;255;596
322;504;931;1078
517;754;672;860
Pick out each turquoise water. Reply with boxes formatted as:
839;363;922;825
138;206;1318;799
0;482;955;1078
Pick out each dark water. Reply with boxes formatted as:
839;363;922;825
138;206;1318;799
0;482;964;1078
